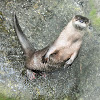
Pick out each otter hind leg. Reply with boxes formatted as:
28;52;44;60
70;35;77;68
26;69;47;80
26;69;36;80
42;46;58;63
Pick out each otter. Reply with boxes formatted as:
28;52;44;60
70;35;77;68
13;14;90;79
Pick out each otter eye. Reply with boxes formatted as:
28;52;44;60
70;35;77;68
79;20;84;23
85;21;87;23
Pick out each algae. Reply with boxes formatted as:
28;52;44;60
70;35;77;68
89;0;100;27
0;93;18;100
0;11;9;33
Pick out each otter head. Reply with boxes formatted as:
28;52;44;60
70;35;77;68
72;15;90;30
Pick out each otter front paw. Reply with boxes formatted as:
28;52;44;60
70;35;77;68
66;59;73;65
42;54;49;63
64;59;73;68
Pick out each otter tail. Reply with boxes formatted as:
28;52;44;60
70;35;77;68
13;13;35;57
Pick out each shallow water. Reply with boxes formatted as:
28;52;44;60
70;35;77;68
0;0;100;100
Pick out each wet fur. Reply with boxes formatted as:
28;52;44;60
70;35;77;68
13;14;90;72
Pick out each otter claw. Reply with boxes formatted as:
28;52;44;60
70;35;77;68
66;59;73;65
42;55;49;63
64;59;73;68
27;69;36;80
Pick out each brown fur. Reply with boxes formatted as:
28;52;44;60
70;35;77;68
13;14;90;72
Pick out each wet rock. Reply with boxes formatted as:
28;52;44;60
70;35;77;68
0;0;100;100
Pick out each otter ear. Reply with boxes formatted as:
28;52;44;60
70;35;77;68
72;15;80;20
73;15;76;19
72;15;77;21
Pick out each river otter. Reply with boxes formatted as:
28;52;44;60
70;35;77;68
13;14;90;79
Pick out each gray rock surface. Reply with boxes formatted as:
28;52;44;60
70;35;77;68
0;0;100;100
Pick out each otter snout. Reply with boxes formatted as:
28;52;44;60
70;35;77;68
74;20;87;28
